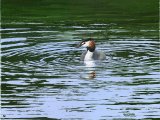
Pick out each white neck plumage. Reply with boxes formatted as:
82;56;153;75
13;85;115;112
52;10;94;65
84;50;94;61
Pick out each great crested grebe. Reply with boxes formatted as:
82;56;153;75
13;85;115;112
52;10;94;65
76;38;106;61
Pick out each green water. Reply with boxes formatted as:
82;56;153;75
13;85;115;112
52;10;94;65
1;0;159;119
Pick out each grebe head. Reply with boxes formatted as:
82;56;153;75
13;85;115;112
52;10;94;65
76;38;96;52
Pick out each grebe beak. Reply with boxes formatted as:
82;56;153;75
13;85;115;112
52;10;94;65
75;41;82;48
76;40;86;48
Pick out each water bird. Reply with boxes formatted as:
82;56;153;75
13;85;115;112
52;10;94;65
76;38;106;61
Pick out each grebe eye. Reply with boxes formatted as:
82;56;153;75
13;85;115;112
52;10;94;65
82;42;85;45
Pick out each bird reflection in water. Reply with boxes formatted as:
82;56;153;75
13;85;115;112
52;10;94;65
80;60;96;79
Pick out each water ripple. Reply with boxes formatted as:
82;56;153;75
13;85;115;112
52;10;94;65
1;22;159;119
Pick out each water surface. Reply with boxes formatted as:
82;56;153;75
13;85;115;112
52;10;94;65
1;0;159;119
